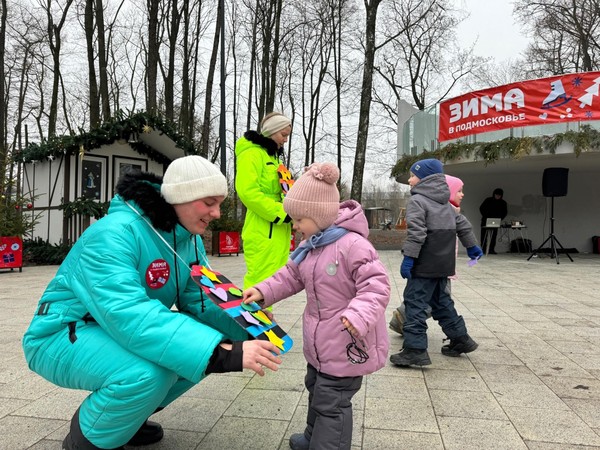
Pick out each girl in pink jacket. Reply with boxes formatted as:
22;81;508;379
243;162;390;450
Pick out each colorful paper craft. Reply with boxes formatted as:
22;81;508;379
228;287;242;297
200;275;215;289
240;310;260;326
209;287;228;302
200;266;221;283
277;164;295;197
241;301;261;312
250;310;272;326
191;265;293;354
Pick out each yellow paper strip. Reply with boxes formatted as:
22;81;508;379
264;329;285;351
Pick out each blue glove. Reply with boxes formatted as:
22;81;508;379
467;245;484;260
400;256;415;279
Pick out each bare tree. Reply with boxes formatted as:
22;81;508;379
83;0;100;127
515;0;600;76
162;0;180;121
146;0;159;114
42;0;74;138
0;0;7;187
199;0;221;157
351;0;382;202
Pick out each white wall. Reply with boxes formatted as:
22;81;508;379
22;142;169;245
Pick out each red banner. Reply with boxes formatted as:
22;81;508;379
438;71;600;142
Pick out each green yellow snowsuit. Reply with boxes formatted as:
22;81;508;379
235;130;292;289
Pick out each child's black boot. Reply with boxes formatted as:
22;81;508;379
390;348;431;367
441;334;478;357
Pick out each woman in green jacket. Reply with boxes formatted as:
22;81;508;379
235;112;294;289
22;156;281;450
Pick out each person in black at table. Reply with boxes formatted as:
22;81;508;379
479;188;508;254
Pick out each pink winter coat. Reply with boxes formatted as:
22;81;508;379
255;200;390;377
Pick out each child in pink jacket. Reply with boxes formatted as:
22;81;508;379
243;162;390;450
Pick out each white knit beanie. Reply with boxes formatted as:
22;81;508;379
260;112;291;137
283;162;340;230
161;155;228;205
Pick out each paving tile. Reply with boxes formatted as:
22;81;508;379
152;397;231;433
541;376;600;400
562;398;600;428
423;368;489;392
246;367;306;392
182;374;249;401
437;416;527;450
504;406;600;446
0;415;65;450
488;381;570;410
429;389;507;420
361;428;443;450
366;373;428;401
475;363;544;385
364;397;437;433
524;441;600;450
224;389;302;421
546;339;600;355
195;416;288;449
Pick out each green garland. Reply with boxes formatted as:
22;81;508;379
14;111;197;164
59;197;110;220
391;125;600;181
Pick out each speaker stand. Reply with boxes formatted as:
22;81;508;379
527;196;573;264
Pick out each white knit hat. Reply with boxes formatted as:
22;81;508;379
161;155;228;205
260;112;291;137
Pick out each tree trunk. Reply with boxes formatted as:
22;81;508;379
266;0;282;113
200;1;222;157
84;0;100;128
180;1;191;137
0;0;6;190
146;0;160;115
96;0;110;121
164;0;180;121
351;0;381;202
245;0;260;129
46;0;74;138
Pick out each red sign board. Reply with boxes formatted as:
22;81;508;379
438;71;600;142
218;231;240;255
0;236;23;270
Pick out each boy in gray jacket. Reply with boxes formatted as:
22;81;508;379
390;159;483;367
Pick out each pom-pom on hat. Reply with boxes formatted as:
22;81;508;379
260;112;292;137
161;155;228;205
410;158;443;179
284;162;340;230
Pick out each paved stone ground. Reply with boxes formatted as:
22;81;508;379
2;251;600;450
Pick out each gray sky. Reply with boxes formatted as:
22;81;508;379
455;0;530;63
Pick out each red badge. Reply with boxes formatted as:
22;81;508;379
146;259;170;289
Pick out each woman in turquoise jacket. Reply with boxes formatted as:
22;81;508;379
22;156;281;450
235;112;294;289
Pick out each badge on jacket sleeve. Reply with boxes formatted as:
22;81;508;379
146;259;170;289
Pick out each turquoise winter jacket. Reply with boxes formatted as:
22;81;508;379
23;171;247;384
